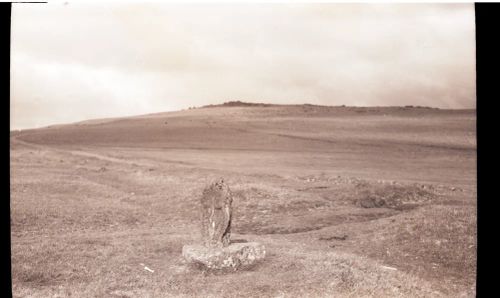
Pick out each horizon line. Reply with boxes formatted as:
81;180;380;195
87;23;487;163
10;101;476;132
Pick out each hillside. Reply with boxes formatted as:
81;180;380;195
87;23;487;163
13;104;475;185
10;104;476;297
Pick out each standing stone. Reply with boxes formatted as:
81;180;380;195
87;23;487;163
200;178;232;248
182;178;266;270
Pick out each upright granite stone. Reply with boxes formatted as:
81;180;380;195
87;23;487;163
200;179;232;248
182;178;266;270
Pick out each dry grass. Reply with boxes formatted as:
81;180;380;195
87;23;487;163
11;106;476;297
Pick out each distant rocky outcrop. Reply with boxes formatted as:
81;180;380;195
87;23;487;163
202;101;274;108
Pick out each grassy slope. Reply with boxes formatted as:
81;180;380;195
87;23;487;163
11;105;476;297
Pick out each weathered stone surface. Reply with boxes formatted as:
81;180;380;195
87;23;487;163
182;242;266;270
200;178;232;248
182;178;266;270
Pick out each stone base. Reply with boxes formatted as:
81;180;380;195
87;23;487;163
182;242;266;270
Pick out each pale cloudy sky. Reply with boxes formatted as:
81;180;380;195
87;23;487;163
11;3;476;130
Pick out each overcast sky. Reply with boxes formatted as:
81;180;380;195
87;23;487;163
11;3;476;130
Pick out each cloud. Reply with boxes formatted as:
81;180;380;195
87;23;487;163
11;3;475;129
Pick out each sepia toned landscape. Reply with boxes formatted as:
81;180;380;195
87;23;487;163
10;102;476;297
10;2;477;297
